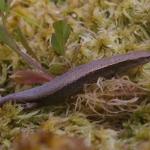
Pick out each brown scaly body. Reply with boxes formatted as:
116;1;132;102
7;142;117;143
0;50;150;106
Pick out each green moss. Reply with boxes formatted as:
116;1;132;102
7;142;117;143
135;125;150;141
0;0;150;149
121;104;150;139
0;103;48;149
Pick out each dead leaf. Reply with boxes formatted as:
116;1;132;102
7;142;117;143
10;70;53;85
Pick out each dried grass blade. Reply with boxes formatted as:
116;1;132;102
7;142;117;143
0;25;48;74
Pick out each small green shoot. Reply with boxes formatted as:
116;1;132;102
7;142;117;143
0;0;10;24
0;0;8;12
0;25;17;50
51;20;71;55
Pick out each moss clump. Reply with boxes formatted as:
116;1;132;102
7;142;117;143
0;103;48;149
0;0;150;149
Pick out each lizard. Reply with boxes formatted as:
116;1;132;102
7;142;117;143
0;50;150;107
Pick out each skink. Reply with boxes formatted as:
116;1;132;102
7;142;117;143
0;50;150;106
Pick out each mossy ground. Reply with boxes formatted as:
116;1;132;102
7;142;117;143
0;0;150;149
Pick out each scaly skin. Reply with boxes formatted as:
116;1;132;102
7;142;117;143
0;50;150;106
